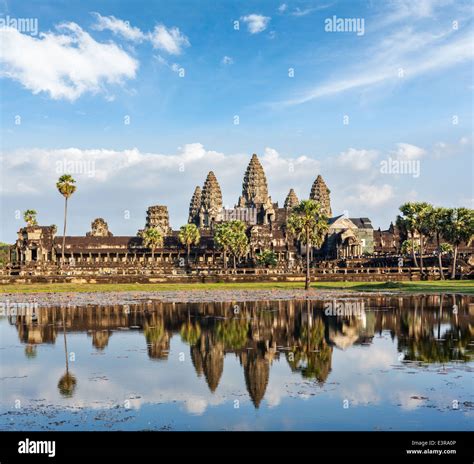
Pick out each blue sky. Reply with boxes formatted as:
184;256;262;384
0;0;473;242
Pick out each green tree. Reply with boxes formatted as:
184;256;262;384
414;202;434;275
141;227;164;260
397;203;420;268
442;208;474;279
401;239;420;257
228;220;249;270
428;207;450;279
214;222;232;271
256;249;277;267
23;209;38;226
56;175;76;265
288;200;328;290
178;223;200;263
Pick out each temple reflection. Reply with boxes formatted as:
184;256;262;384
5;295;473;407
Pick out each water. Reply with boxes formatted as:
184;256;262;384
1;294;472;431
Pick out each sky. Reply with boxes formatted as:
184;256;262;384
0;0;473;242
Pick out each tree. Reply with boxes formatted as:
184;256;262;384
288;200;328;290
214;222;232;271
442;208;474;279
428;207;450;279
256;249;277;267
398;203;420;268
23;209;37;226
414;202;434;275
227;221;249;270
141;227;163;260
178;223;200;263
400;239;420;257
56;175;76;266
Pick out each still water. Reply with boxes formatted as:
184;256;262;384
1;295;473;430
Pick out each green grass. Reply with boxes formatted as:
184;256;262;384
1;280;473;294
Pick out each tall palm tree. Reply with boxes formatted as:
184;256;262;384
23;209;38;226
288;200;328;290
428;207;449;279
56;175;76;265
227;220;249;270
398;203;419;268
415;202;434;275
214;222;232;271
141;227;164;260
178;223;201;264
442;208;474;279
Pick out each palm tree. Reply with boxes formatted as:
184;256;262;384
288;200;328;290
428;207;449;279
141;227;163;260
178;223;200;264
442;208;474;279
214;222;232;271
415;202;434;275
398;203;419;268
56;175;76;265
23;209;38;226
227;220;249;270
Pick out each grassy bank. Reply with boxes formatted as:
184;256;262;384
1;280;473;294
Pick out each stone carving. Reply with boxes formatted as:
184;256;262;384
284;189;299;209
87;218;113;237
309;175;332;217
188;186;202;225
199;171;223;228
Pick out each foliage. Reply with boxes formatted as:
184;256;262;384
23;209;38;226
178;223;200;254
256;249;277;267
216;318;249;349
401;239;420;256
141;227;164;257
56;174;76;198
287;200;328;247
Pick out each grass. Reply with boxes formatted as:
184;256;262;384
0;280;473;294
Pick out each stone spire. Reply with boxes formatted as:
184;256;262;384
188;186;202;225
238;154;270;208
144;205;171;235
199;171;223;227
284;189;299;209
309;175;332;217
87;218;113;237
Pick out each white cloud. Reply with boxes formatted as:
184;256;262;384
0;23;138;101
149;24;190;55
241;14;271;34
278;4;287;13
337;148;378;171
347;184;394;207
91;12;146;42
391;143;426;160
221;55;234;65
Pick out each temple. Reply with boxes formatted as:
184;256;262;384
5;153;473;278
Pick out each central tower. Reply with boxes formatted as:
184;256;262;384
238;154;275;225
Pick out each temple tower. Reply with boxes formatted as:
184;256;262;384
199;171;223;228
145;205;171;235
284;189;299;209
309;175;332;217
86;218;113;237
238;154;275;225
188;186;202;225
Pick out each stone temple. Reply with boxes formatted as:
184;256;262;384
6;153;470;277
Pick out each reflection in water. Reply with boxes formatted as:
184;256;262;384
6;295;472;408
